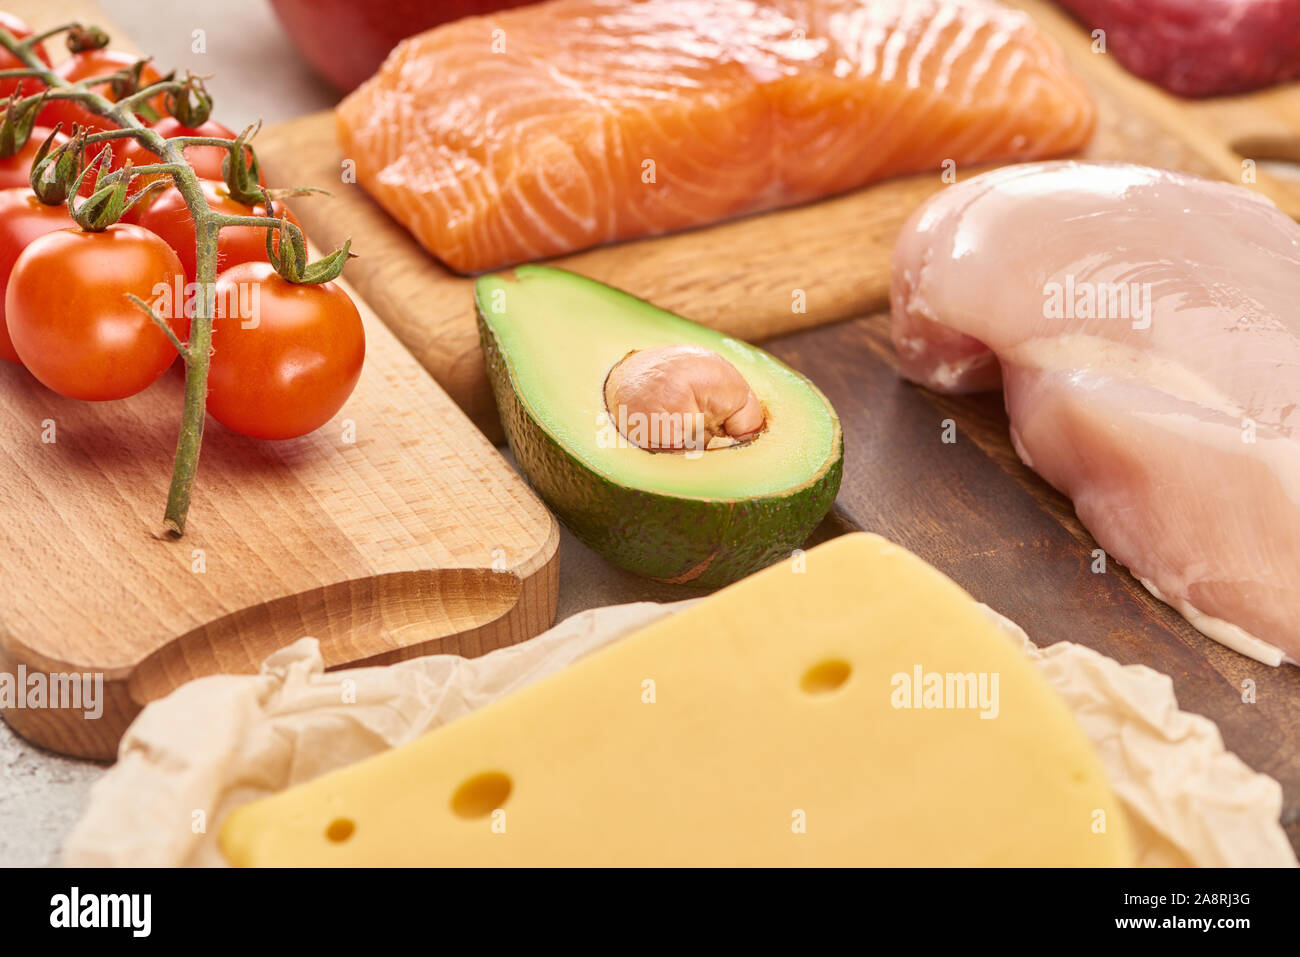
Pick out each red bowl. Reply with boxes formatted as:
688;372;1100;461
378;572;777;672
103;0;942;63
268;0;537;93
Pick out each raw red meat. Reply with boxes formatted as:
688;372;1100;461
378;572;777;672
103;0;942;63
1057;0;1300;97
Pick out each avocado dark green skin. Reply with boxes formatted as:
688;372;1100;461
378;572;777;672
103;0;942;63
477;309;844;588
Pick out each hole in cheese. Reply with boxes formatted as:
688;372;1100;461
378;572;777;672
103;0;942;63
801;659;851;694
325;818;355;843
451;771;513;819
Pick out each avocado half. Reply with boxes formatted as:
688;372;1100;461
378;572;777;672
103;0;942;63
475;266;843;588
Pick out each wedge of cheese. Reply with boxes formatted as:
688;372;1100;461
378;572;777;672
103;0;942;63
220;533;1132;866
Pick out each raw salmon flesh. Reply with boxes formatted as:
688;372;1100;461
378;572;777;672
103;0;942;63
337;0;1096;274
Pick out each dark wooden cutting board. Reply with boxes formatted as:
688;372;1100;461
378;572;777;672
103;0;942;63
766;315;1300;854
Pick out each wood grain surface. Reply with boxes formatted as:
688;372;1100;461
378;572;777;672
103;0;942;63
257;0;1300;441
0;0;560;760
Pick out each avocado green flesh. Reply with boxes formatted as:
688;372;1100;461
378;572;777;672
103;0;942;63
476;266;843;587
476;266;836;500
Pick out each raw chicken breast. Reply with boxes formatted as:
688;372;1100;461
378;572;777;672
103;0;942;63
890;161;1300;665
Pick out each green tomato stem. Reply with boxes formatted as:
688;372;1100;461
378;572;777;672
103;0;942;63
213;214;282;228
82;126;148;141
168;135;241;148
121;161;184;177
116;79;184;112
163;217;217;535
26;23;80;47
126;292;188;356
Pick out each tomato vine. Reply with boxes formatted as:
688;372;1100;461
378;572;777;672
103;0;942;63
0;22;351;536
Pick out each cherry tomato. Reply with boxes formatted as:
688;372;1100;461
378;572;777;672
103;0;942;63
0;126;67;190
5;223;186;399
0;189;76;362
118;116;263;185
0;14;52;102
207;261;365;440
41;50;166;141
125;178;298;284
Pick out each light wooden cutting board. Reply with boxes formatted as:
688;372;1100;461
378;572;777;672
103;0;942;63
0;0;559;760
256;0;1300;441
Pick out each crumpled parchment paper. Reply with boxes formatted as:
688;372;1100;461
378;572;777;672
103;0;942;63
63;601;1296;867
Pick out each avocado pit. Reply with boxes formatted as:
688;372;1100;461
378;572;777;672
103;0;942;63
603;345;765;452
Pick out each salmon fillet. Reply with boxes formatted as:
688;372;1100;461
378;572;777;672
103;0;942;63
891;161;1300;666
337;0;1096;274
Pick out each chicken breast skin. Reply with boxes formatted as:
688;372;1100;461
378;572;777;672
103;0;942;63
891;161;1300;665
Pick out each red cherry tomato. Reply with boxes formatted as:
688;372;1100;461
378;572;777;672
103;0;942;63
0;188;76;363
125;178;298;284
41;49;166;141
5;223;186;399
0;14;52;101
207;261;365;440
0;127;67;190
117;116;264;185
